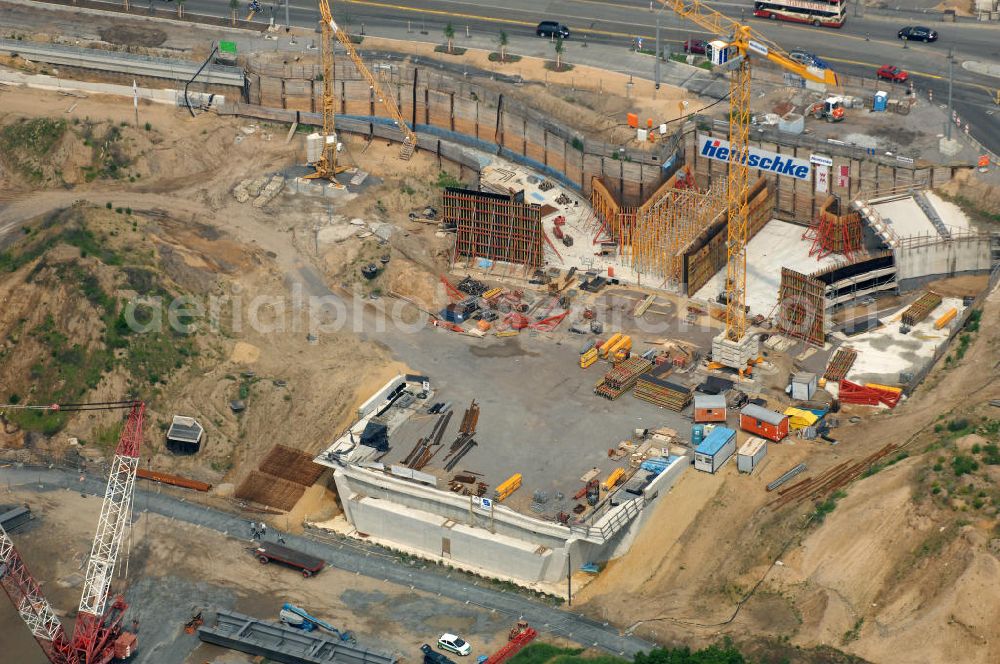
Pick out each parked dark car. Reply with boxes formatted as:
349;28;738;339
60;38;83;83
682;38;707;54
898;26;937;42
536;21;570;39
421;644;456;664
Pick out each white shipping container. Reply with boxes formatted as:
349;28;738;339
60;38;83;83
737;437;768;474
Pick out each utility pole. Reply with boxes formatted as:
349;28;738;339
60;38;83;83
946;48;954;140
284;0;289;32
567;551;572;606
654;13;661;90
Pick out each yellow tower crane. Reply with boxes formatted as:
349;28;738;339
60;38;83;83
661;1;838;369
308;0;418;181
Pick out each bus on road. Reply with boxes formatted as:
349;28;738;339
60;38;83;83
753;0;847;28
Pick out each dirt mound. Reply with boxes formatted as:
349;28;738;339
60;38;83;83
99;24;168;48
937;170;1000;223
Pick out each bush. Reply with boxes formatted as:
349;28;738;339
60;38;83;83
106;201;113;209
952;455;978;476
144;122;152;131
948;418;969;432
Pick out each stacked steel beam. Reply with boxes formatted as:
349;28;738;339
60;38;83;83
633;365;692;411
594;357;653;400
901;291;943;326
838;380;901;408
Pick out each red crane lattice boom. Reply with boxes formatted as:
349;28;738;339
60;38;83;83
0;400;144;664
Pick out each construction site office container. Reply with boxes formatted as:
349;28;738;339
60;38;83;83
791;372;818;401
740;404;789;442
694;426;736;474
693;394;727;423
737;437;767;474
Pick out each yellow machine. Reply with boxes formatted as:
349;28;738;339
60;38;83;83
660;1;838;349
603;467;625;491
580;347;598;368
309;0;419;180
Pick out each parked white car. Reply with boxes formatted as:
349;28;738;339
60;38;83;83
437;634;471;656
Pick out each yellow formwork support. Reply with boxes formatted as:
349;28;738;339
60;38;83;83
934;308;957;329
494;473;522;501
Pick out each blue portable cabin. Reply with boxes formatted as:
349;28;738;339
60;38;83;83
694;426;737;474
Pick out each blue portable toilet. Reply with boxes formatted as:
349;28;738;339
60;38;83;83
692;424;705;447
873;91;888;112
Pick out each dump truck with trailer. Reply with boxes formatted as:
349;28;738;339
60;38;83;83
253;542;325;577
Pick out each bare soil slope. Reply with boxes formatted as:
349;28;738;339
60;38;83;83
579;286;1000;663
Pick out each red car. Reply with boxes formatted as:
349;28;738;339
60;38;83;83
683;39;707;54
876;65;908;82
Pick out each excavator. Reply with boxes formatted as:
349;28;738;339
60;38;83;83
307;0;417;181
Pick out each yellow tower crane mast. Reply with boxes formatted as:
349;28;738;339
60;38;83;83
309;0;417;180
661;0;838;368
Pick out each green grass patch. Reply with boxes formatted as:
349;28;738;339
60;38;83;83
433;45;466;55
544;62;574;72
811;490;847;524
488;52;522;63
842;617;864;645
2;214;196;434
513;640;749;664
951;454;979;476
435;171;463;189
0;118;67;181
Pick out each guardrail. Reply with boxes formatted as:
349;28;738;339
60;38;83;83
0;39;245;86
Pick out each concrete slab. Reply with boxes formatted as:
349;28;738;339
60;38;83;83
870;196;938;239
924;191;972;232
692;219;841;317
833;296;966;385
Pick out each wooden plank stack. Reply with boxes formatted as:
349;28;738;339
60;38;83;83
594;357;653;400
824;347;857;381
634;364;692;411
901;291;942;326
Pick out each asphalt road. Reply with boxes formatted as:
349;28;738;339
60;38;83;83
0;466;658;659
169;0;1000;154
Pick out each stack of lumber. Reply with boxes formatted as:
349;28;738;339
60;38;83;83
633;365;692;411
901;291;942;326
824;347;857;381
595;357;653;400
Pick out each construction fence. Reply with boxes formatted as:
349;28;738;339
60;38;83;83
235;51;978;218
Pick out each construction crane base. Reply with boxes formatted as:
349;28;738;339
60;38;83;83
711;331;759;372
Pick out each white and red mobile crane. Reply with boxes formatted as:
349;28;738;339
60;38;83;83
0;400;145;664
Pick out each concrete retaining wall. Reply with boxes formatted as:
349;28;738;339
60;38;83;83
332;456;689;584
894;234;994;284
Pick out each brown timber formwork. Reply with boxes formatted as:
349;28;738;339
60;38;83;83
682;177;774;296
777;268;826;347
446;187;544;270
235;471;307;511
